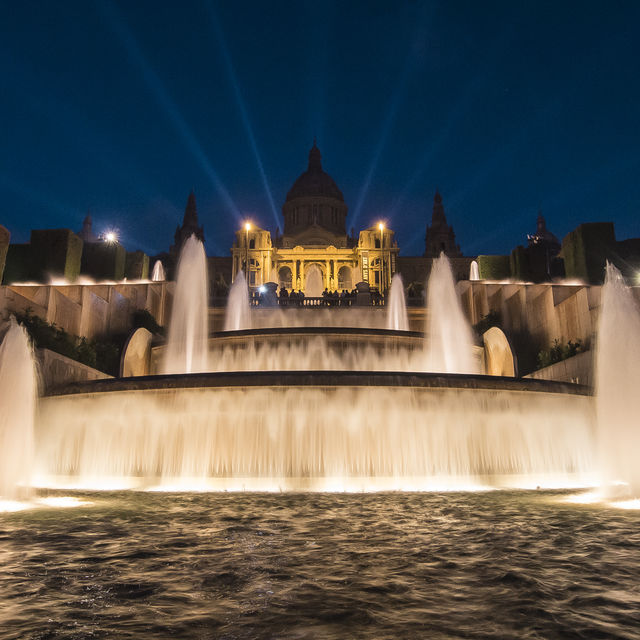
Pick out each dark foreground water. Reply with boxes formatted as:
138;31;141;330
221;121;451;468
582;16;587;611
1;491;640;640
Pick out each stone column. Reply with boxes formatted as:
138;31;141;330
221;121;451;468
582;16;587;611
0;225;9;284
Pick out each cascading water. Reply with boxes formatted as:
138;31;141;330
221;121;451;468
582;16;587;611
470;260;480;280
426;253;479;374
162;235;209;374
0;318;38;499
387;273;409;331
36;383;594;491
31;248;598;492
224;271;251;331
151;259;165;281
595;263;640;497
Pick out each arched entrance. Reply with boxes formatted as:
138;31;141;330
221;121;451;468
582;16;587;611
278;266;292;291
337;266;352;291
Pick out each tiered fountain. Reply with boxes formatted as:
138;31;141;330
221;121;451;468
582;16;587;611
3;235;639;495
0;236;599;494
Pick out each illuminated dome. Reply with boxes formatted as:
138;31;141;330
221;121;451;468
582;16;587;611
286;142;344;202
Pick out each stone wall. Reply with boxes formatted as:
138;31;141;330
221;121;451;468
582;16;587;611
396;256;474;287
81;242;126;280
459;280;604;375
37;347;112;393
30;229;83;282
0;281;173;340
525;350;593;387
125;251;150;280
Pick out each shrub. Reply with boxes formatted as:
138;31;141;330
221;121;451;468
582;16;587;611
473;310;501;336
536;339;583;370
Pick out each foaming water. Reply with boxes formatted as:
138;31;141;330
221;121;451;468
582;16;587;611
0;319;38;499
163;236;209;374
151;259;165;281
426;254;479;374
386;273;409;331
35;386;594;491
208;336;430;373
224;271;251;331
596;264;640;497
2;491;640;639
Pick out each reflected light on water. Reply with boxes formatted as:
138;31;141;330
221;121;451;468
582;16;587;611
611;499;640;510
0;500;31;513
36;496;93;508
0;496;93;512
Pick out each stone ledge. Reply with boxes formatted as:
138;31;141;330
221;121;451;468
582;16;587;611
45;370;591;398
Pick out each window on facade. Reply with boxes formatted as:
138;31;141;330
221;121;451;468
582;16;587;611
249;238;255;249
375;239;380;248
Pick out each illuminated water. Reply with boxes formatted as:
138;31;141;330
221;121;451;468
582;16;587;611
162;236;209;374
386;273;409;331
596;264;640;496
224;271;251;331
35;383;594;491
0;319;37;499
305;264;323;297
2;490;640;639
426;254;479;374
151;259;165;281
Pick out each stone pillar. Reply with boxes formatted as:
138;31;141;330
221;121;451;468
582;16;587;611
125;251;149;280
30;229;83;282
0;225;9;284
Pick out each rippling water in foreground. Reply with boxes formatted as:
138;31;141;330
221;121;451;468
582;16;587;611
2;491;640;639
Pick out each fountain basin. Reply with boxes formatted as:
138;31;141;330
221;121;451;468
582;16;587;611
36;372;594;491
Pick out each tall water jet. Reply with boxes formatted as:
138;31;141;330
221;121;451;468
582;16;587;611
470;260;480;281
595;263;640;497
305;264;324;297
426;253;479;374
387;273;409;331
163;235;209;374
224;271;251;331
0;318;38;499
151;260;165;281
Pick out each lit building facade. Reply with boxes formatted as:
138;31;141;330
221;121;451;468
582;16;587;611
231;142;399;294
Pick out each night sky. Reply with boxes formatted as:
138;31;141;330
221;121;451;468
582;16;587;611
2;0;639;258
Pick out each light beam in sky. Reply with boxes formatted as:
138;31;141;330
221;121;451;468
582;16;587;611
99;0;242;224
206;2;280;229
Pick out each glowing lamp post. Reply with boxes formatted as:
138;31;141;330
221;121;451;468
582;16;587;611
102;230;119;244
378;222;384;295
244;222;251;282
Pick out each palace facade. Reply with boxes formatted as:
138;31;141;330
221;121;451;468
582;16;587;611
230;142;399;295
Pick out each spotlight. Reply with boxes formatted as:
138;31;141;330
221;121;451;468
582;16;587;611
103;231;118;244
244;222;251;232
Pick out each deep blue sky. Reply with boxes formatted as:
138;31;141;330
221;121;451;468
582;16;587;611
2;0;639;257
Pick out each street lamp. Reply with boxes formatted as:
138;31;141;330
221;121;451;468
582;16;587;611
378;222;384;295
244;222;251;282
